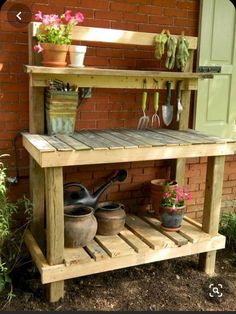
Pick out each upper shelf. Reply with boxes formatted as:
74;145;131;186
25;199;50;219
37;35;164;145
24;66;213;90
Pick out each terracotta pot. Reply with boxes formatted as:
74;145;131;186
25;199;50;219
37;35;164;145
41;43;69;67
95;201;126;236
159;205;185;232
64;205;97;248
150;179;177;218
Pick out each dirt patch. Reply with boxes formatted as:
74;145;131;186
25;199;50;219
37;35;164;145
1;250;236;311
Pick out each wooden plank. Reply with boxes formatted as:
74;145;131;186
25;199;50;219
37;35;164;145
55;134;91;151
30;22;198;49
119;130;152;147
90;130;125;149
144;129;188;145
45;167;64;266
23;133;56;152
179;220;211;243
40;235;225;284
104;129;138;148
85;240;109;261
123;129;164;146
172;130;216;143
184;215;202;229
29;82;44;134
30;158;45;251
152;129;203;144
199;156;225;275
141;215;188;246
185;129;235;143
119;227;150;253
37;142;236;168
41;135;74;151
71;132;108;150
95;234;135;258
81;130;126;148
64;247;92;266
125;215;175;249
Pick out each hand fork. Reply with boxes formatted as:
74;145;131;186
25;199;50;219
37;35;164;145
137;80;149;129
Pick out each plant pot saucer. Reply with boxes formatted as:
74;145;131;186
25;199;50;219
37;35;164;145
160;224;181;232
68;64;85;68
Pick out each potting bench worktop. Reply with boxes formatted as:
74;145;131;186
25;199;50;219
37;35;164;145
23;22;236;302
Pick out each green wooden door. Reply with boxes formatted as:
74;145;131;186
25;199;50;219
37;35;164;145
194;0;236;139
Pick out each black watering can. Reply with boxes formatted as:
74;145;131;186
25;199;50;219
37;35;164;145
64;169;127;208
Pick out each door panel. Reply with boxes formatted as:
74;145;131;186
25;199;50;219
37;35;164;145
194;0;236;139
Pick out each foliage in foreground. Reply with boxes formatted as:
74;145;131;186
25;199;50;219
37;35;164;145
0;155;33;304
219;212;236;251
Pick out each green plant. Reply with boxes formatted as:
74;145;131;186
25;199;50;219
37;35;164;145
33;10;84;52
160;182;190;211
219;212;236;251
0;155;33;303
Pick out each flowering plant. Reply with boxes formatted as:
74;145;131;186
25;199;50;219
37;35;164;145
33;10;84;53
160;182;190;211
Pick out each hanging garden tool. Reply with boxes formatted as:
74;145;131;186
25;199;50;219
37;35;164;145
165;30;178;70
176;80;183;122
151;79;160;127
137;79;149;129
162;80;173;126
176;32;190;72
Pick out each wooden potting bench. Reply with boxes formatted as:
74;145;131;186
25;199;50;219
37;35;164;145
22;22;236;302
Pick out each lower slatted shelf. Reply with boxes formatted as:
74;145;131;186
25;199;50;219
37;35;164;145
24;214;225;285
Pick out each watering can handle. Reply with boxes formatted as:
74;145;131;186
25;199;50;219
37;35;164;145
64;182;88;192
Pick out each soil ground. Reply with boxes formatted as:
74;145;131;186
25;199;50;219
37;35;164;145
1;249;236;311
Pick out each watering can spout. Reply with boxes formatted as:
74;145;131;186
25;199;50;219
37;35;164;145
64;169;127;208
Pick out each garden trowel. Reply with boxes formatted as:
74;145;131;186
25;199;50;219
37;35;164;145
162;80;173;126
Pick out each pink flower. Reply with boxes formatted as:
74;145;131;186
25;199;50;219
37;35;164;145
75;11;84;23
63;10;72;22
163;192;171;198
185;192;191;200
33;43;43;53
34;11;43;21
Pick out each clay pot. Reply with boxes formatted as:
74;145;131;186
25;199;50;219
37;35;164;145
95;201;126;236
159;205;185;232
41;43;69;67
150;179;177;218
64;205;97;248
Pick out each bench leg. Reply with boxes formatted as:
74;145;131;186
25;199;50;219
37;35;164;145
198;156;225;275
45;167;64;302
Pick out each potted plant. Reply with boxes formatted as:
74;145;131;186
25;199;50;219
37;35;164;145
34;10;84;67
159;182;190;231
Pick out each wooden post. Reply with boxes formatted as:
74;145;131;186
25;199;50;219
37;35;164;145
171;50;194;185
30;159;45;251
45;167;64;302
199;156;225;275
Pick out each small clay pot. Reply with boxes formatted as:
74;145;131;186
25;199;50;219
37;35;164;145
95;202;126;236
41;43;69;67
64;205;97;248
159;205;185;232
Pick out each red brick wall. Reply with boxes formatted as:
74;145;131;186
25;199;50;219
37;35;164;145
0;0;235;220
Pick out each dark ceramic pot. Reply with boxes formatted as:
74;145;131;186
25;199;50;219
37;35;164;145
159;205;185;232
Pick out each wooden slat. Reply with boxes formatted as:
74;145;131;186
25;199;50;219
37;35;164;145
119;227;150;253
71;132;108;150
141;215;188;246
143;129;188;145
55;134;91;151
22;133;56;152
95;234;135;258
179;220;211;243
151;129;200;144
185;129;234;143
125;215;175;249
90;130;125;149
41;135;73;151
85;240;109;261
64;247;92;266
160;129;214;144
101;130;138;148
106;129;150;148
184;215;202;229
122;129;164;146
119;130;152;147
